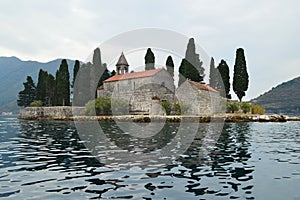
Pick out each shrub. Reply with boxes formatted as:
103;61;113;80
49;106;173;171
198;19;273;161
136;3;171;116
30;100;43;107
251;104;265;115
111;98;129;115
160;101;172;115
173;101;189;115
227;102;239;113
85;97;129;116
85;97;110;115
241;102;251;113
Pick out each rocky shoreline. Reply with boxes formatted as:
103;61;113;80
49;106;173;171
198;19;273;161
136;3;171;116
71;114;298;123
18;107;300;122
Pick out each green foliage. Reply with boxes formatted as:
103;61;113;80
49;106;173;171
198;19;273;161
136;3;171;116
185;38;205;82
173;102;189;115
233;48;249;101
178;59;201;86
227;102;239;113
17;76;36;107
209;57;224;94
98;63;110;88
45;74;56;106
85;97;110;115
240;102;251;113
145;48;155;70
160;101;172;115
55;59;70;106
93;48;102;67
217;59;231;99
85;97;129;116
251;104;265;115
209;57;217;87
72;60;80;88
111;98;129;115
36;69;48;105
30;100;43;107
73;62;92;106
166;55;174;77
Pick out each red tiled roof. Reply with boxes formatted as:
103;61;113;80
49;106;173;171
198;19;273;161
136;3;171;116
104;68;163;83
188;80;219;93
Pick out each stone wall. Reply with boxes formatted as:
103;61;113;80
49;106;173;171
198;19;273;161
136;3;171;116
175;81;225;115
19;106;85;120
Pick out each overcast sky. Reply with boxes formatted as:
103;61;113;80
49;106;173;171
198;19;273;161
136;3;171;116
0;0;299;100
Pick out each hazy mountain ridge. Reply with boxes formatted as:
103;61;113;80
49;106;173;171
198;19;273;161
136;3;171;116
252;76;300;116
0;56;77;113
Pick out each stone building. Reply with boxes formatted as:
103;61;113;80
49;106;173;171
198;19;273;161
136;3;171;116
97;53;224;115
97;53;175;114
176;80;225;115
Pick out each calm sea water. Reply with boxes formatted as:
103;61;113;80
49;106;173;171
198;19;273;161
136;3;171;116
0;116;299;199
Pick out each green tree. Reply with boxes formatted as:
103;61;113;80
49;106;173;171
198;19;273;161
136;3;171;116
209;57;224;96
145;48;155;70
91;48;110;94
166;55;174;78
55;59;70;106
111;70;116;76
160;101;172;115
72;60;80;88
98;63;110;87
17;76;36;107
36;69;48;105
178;59;201;86
185;38;205;82
209;57;218;89
30;100;43;107
91;48;101;97
227;102;239;113
45;73;56;106
233;48;249;101
241;102;251;113
73;63;92;106
251;104;265;115
217;59;231;99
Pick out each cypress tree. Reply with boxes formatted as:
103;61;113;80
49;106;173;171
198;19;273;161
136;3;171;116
217;59;231;99
17;76;36;107
166;55;174;78
185;38;205;82
72;60;80;88
98;63;110;87
56;59;70;106
45;73;55;106
233;48;249;101
73;63;92;106
178;58;200;86
209;57;217;88
145;48;155;70
36;69;48;105
93;47;102;67
91;48;101;97
111;70;116;77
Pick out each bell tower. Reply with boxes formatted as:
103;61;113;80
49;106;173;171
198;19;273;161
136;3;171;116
116;52;129;75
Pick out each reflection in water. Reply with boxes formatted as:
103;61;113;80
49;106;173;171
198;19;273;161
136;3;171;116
0;117;299;199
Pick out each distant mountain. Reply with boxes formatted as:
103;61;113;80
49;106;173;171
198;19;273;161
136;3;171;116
0;56;77;113
252;76;300;116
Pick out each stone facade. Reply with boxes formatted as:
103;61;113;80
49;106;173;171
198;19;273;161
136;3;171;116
97;68;175;114
96;53;224;115
176;80;225;115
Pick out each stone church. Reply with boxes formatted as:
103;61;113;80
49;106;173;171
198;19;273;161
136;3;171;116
97;52;223;115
